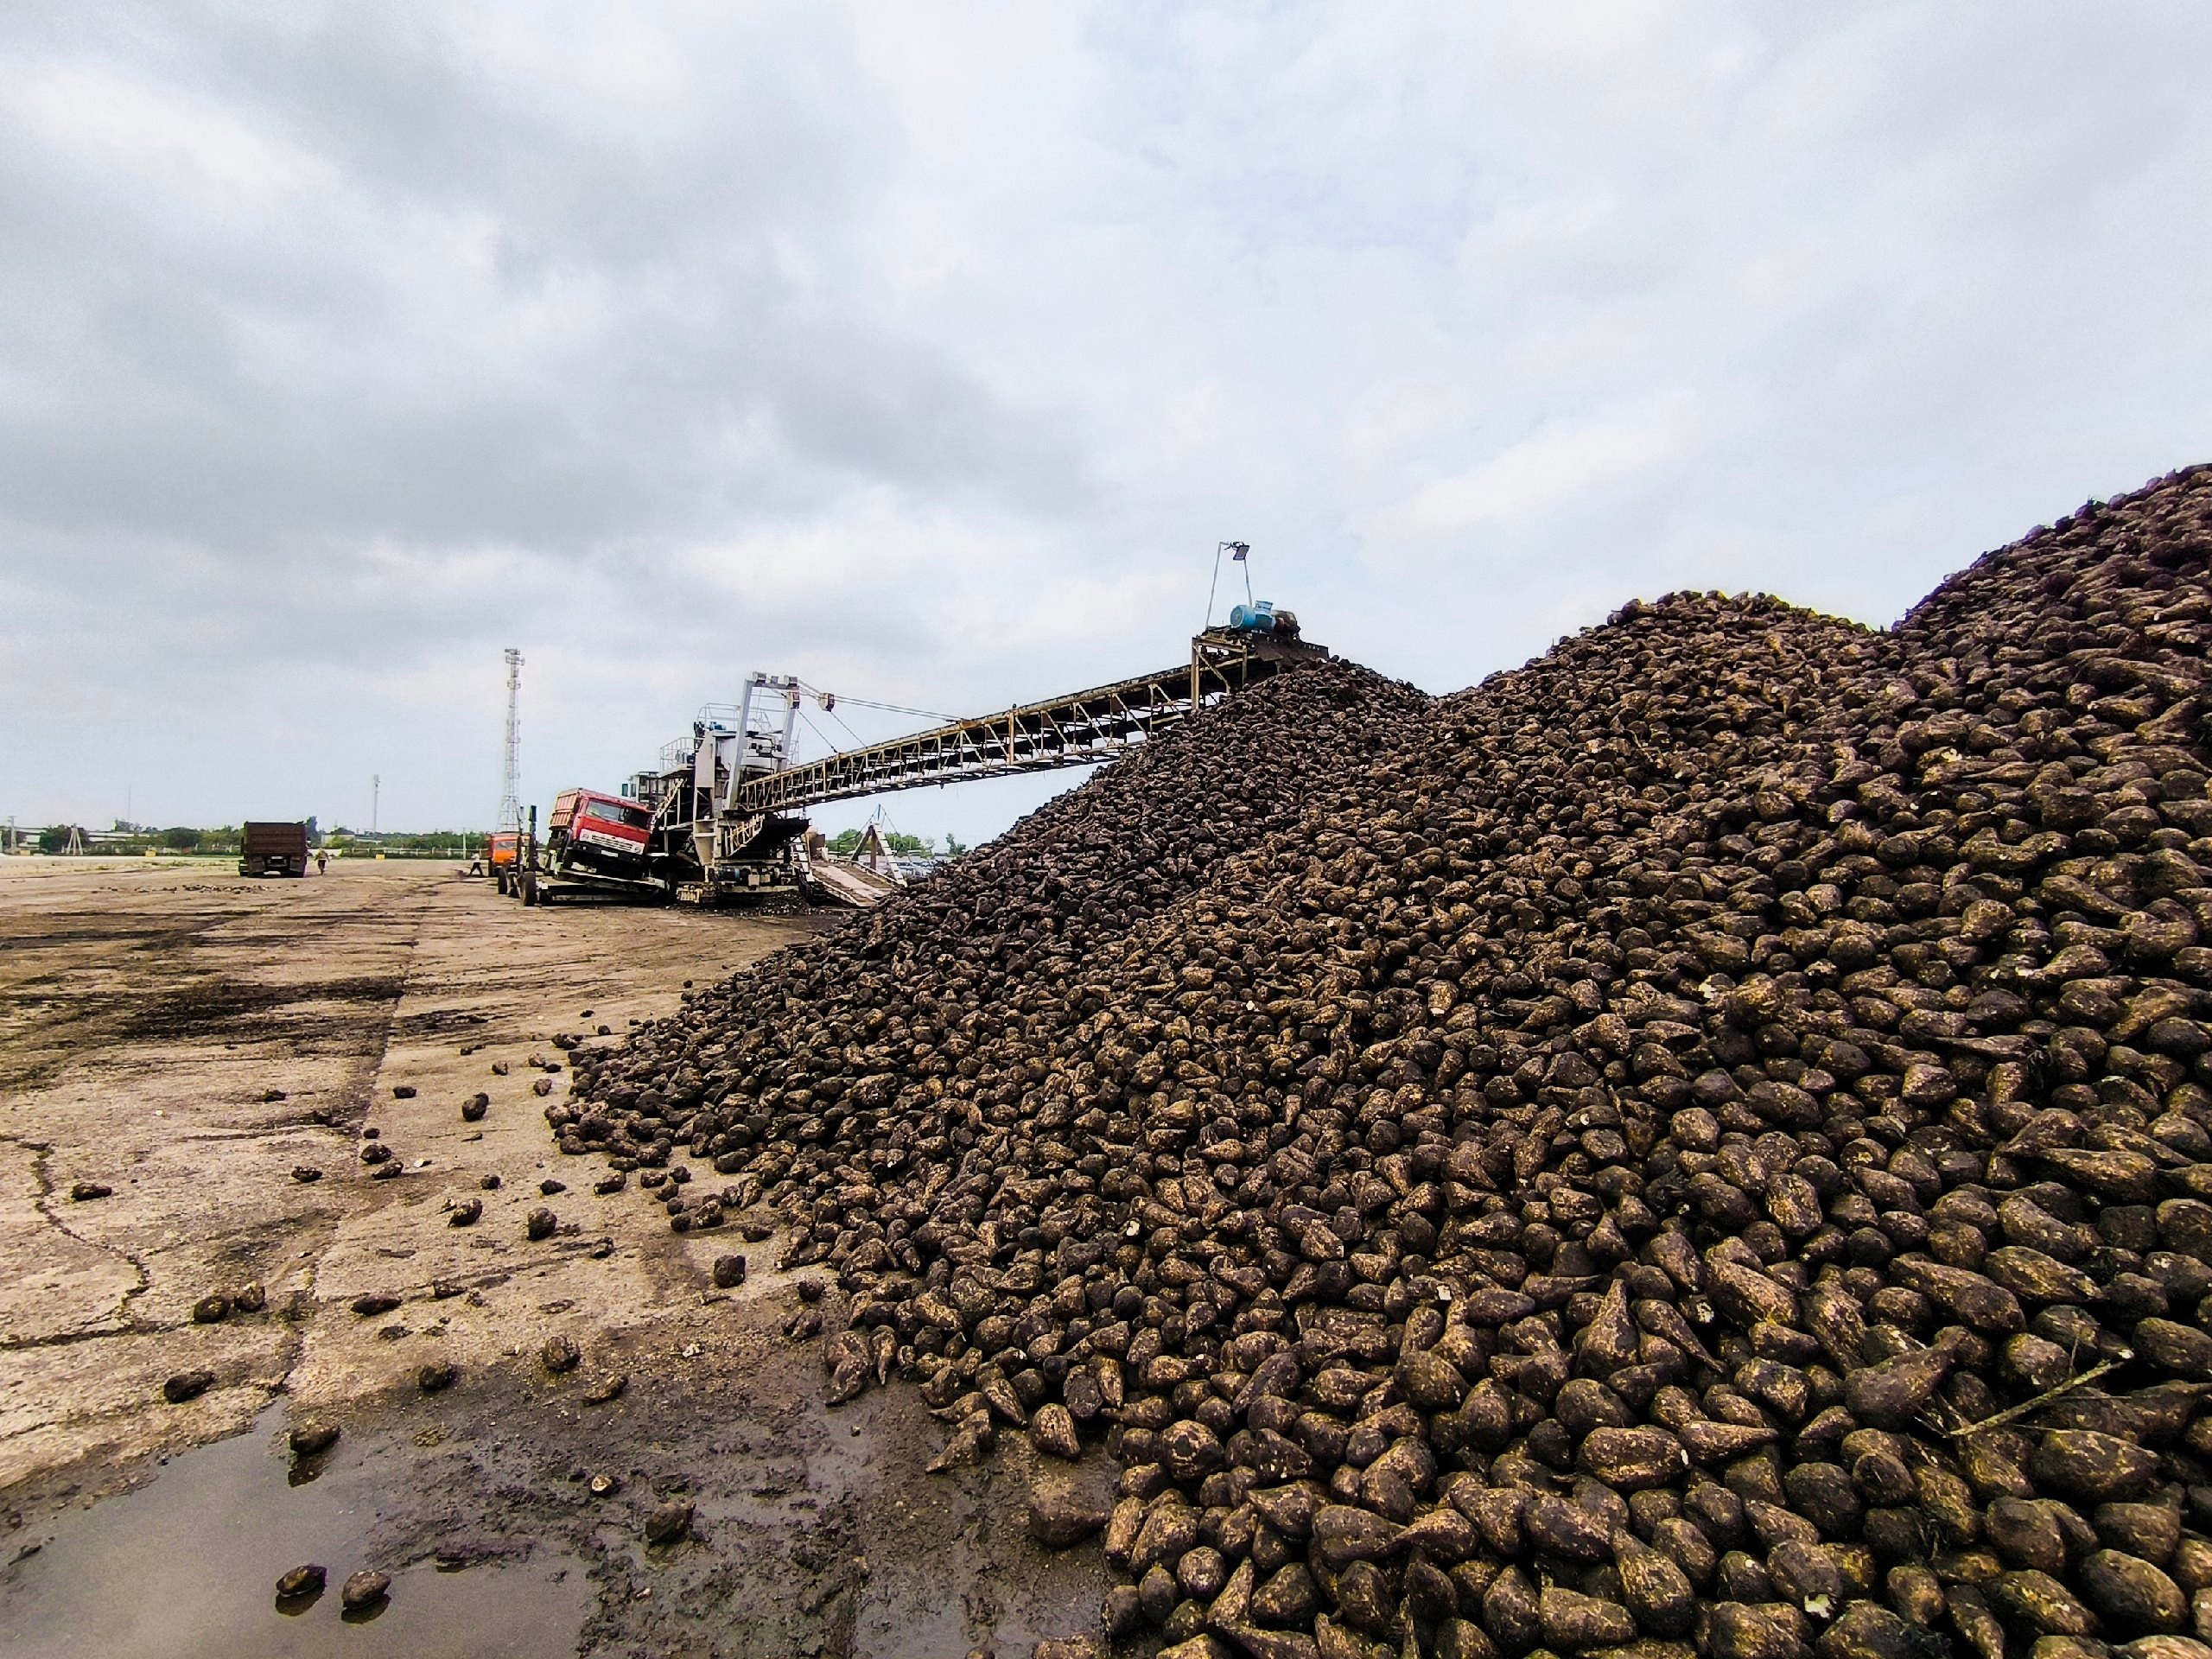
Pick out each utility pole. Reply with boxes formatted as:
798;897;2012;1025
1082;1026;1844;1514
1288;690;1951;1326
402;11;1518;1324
498;648;524;833
372;774;380;836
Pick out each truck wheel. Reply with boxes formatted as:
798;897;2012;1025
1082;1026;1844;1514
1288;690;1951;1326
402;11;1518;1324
496;871;509;895
521;878;539;906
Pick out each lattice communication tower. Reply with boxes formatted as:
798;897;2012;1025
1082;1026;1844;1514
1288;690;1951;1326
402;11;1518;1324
498;648;524;832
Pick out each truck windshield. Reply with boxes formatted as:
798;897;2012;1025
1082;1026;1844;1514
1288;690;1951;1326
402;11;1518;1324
583;800;650;831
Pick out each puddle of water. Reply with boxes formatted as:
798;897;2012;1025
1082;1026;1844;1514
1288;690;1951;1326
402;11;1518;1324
0;1408;591;1659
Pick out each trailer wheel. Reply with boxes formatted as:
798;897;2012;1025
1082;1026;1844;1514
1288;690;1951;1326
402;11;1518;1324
521;876;539;906
495;871;508;895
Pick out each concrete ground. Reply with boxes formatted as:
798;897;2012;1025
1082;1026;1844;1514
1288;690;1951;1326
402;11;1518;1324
0;859;1109;1658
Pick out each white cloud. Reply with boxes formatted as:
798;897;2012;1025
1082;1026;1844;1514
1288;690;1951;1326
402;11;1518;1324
1362;418;1680;548
3;1;2211;841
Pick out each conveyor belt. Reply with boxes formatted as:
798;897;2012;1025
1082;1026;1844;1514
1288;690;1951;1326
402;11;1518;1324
733;630;1325;814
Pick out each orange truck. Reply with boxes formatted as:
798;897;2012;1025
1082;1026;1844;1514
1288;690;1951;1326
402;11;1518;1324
488;830;521;892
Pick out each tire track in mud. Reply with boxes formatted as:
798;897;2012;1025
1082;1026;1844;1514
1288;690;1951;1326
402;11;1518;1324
0;881;421;1098
0;905;245;1097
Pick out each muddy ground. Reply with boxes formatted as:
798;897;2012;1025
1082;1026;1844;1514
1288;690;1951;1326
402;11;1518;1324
0;859;1109;1657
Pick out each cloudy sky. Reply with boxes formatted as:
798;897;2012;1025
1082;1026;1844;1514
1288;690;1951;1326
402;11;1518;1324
4;3;2210;842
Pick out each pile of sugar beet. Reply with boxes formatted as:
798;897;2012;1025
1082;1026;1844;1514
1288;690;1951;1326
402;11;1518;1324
553;466;2212;1659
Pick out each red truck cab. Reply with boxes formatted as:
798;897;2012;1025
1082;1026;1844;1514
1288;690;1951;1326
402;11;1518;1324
548;789;653;880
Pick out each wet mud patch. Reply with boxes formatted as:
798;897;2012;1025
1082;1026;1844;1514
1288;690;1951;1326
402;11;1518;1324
0;973;409;1094
0;923;205;951
388;1007;492;1039
0;1403;592;1659
2;1319;1105;1658
113;975;409;1045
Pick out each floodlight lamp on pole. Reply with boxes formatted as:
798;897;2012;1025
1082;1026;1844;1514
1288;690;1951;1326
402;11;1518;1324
1205;540;1253;629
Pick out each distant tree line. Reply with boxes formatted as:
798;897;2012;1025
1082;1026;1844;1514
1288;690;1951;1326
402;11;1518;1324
22;825;491;858
823;828;968;857
29;824;226;855
320;830;487;858
21;822;972;861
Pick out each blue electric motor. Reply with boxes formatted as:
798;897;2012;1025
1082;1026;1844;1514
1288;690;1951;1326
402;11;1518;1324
1228;600;1300;637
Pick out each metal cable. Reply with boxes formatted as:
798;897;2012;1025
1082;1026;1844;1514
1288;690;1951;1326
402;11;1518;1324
796;681;957;724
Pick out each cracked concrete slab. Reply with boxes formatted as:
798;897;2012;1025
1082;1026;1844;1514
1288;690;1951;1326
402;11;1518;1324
0;1138;141;1349
0;859;815;1489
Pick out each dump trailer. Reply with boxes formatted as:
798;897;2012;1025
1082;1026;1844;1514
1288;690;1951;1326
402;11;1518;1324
239;822;309;877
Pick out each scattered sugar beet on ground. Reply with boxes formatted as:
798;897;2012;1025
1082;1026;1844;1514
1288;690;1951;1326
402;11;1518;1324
553;465;2212;1659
